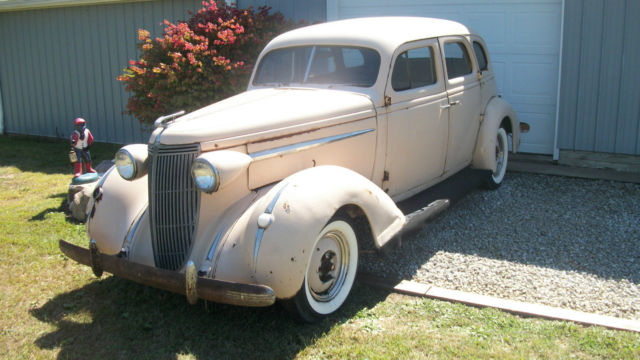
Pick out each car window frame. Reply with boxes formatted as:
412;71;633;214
385;38;445;103
472;40;489;72
438;36;477;87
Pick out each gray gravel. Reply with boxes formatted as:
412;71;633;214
360;172;640;320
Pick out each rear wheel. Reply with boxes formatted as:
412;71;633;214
484;127;508;189
285;216;359;323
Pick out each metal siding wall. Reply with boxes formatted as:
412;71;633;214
618;0;640;154
558;0;640;155
0;0;207;144
557;0;581;150
573;0;603;151
594;0;625;153
237;0;326;22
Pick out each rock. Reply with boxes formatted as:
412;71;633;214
68;181;98;222
67;161;113;222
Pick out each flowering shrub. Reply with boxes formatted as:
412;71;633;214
118;1;298;125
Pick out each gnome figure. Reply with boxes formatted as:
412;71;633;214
70;117;96;177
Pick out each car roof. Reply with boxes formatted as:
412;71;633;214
264;17;474;54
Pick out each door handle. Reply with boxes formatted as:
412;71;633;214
440;100;461;109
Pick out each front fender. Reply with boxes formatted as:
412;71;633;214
472;96;520;172
213;165;405;299
87;166;148;255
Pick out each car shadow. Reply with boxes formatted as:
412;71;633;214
28;192;84;224
362;170;640;286
30;276;390;359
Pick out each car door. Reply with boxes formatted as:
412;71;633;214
383;39;448;197
438;36;482;173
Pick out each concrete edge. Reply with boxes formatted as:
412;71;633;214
358;275;640;333
508;160;640;184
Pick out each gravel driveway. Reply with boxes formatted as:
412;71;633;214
361;172;640;320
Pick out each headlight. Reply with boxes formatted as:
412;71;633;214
115;144;149;181
115;149;136;180
191;159;220;193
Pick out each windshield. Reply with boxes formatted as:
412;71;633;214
253;46;381;87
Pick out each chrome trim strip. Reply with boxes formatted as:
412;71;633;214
86;166;115;229
253;228;266;273
253;183;288;272
265;184;288;214
206;228;225;261
121;206;148;257
154;110;185;129
249;128;375;161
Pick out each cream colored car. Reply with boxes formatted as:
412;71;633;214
60;17;525;322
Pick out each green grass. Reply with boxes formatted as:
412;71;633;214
1;135;639;359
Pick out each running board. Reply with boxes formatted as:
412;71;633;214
401;199;450;234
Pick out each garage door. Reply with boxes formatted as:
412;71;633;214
327;0;562;154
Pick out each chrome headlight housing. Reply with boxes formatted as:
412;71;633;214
191;159;220;193
115;149;136;180
115;144;149;181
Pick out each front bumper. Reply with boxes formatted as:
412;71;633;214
59;239;275;307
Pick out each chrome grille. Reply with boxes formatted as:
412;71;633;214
148;143;201;270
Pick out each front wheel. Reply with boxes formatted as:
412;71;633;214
484;127;509;189
284;216;359;323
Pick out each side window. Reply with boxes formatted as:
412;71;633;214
444;41;472;79
391;46;436;91
473;41;488;71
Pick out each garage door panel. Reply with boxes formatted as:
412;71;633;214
517;111;555;154
338;6;460;20
490;60;506;95
466;13;507;48
510;12;560;52
510;61;558;104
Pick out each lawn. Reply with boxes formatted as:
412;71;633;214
0;135;638;359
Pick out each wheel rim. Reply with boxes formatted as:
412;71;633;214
307;230;350;302
492;128;508;183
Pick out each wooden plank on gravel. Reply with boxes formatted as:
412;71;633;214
508;160;640;183
422;281;640;333
358;274;640;333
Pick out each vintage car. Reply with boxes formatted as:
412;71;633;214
60;17;525;322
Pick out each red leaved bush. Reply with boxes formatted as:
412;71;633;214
118;1;299;125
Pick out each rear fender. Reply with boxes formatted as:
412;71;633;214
472;96;520;172
213;165;405;299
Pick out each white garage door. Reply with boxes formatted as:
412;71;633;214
328;0;562;154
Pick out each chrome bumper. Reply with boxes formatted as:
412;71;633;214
59;239;275;307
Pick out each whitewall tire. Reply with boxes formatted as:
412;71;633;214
485;127;508;189
285;216;359;322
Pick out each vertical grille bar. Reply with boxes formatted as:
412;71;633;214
148;143;201;270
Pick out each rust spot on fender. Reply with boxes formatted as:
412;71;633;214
282;202;291;214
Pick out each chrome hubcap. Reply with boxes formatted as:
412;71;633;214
308;231;349;302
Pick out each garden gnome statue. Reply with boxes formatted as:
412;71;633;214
70;117;96;177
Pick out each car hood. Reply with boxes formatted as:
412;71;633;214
156;88;376;147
